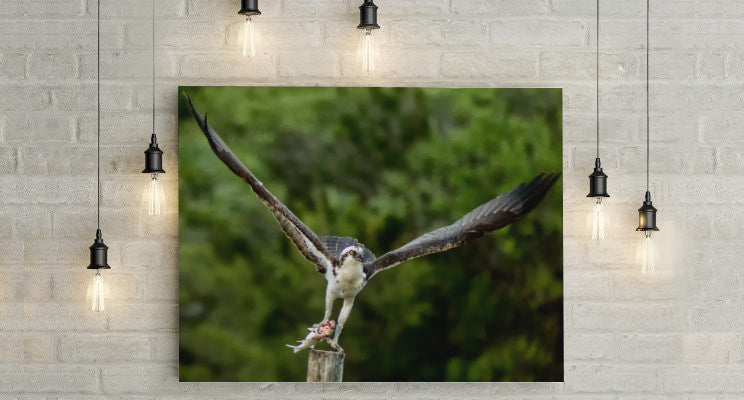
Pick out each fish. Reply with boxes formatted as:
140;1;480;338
286;320;336;353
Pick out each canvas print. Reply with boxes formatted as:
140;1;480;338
178;87;563;382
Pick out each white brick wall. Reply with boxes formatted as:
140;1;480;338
0;0;742;397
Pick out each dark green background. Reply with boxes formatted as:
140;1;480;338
178;87;563;382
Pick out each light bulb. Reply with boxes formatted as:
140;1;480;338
359;28;375;72
242;17;256;57
145;172;165;216
91;271;105;312
591;197;605;241
640;231;654;275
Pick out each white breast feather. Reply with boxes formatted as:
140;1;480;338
328;256;366;298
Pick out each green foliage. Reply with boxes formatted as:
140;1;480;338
178;87;563;382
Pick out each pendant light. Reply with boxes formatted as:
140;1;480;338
587;0;609;241
142;0;165;216
637;0;659;275
88;0;111;313
357;0;380;72
238;0;261;57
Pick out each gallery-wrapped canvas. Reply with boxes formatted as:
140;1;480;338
178;87;563;382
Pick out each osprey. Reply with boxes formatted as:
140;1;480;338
186;95;560;352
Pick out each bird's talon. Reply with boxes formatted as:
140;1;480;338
327;339;344;353
312;320;328;330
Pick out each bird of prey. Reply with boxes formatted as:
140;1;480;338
185;94;560;353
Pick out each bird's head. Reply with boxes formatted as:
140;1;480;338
340;245;364;263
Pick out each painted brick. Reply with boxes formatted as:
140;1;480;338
52;84;133;112
0;332;56;363
150;332;178;361
662;366;744;393
0;21;123;51
107;304;178;331
442;21;489;48
654;21;744;50
696;52;726;80
700;111;744;142
51;271;139;303
452;0;548;16
0;53;26;80
226;20;324;50
0;0;86;18
0;304;107;331
0;147;17;174
572;303;685;332
279;50;339;78
541;51;639;80
101;365;195;394
649;52;696;80
0;242;24;266
59;333;151;362
27;52;77;82
341;49;440;80
188;0;278;17
4;113;74;142
11;208;51;239
564;334;616;361
442;52;539;79
490;20;588;49
282;0;352;17
390;20;446;47
566;364;659;393
180;53;277;80
619;145;716;175
0;176;94;206
551;0;645;18
141;272;179;301
77;112;177;143
156;20;227;50
379;0;449;16
0;86;52;111
0;366;98;393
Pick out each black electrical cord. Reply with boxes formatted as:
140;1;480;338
97;0;101;230
596;0;600;159
646;0;650;192
152;0;155;134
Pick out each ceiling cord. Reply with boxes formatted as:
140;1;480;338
646;0;650;192
596;0;600;159
97;0;101;230
152;0;156;134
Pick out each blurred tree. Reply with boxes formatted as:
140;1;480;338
178;87;562;382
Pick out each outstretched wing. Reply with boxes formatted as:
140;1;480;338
185;94;333;274
363;172;560;279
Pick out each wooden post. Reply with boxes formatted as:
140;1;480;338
306;349;345;382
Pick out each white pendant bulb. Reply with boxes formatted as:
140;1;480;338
242;17;256;57
636;0;660;276
360;28;375;72
143;0;166;217
238;0;261;57
587;0;609;241
86;0;111;313
357;0;380;73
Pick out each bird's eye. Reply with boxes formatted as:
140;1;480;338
349;250;356;256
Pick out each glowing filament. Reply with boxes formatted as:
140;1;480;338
641;231;654;276
91;271;105;312
243;17;256;57
591;197;605;241
361;29;375;72
147;173;163;216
